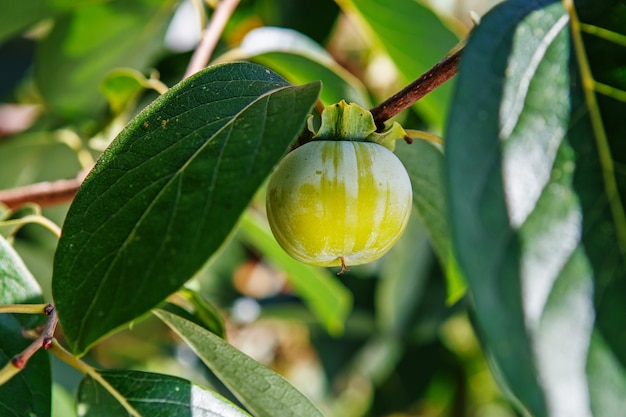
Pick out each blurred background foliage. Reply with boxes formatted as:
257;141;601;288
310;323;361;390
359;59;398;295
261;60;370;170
0;0;520;416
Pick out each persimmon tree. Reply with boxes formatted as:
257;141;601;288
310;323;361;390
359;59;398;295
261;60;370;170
1;0;625;416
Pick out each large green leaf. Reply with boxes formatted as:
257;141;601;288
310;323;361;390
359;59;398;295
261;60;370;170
444;0;617;415
52;62;321;355
221;26;371;106
78;369;251;416
335;0;458;128
0;236;50;417
35;0;178;120
155;309;325;417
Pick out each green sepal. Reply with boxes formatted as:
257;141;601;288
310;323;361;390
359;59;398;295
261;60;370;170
308;100;408;151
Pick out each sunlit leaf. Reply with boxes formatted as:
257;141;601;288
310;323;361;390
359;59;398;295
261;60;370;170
155;309;325;417
78;369;251;416
52;62;321;355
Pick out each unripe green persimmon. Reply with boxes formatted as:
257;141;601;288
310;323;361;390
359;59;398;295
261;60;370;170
266;140;412;269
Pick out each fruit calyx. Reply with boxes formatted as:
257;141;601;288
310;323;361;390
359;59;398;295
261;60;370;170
307;100;409;151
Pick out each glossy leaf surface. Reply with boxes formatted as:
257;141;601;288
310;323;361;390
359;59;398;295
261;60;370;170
155;309;325;417
52;62;321;355
78;369;251;416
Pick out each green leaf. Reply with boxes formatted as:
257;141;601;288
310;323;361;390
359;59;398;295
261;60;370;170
569;0;626;373
35;0;178;120
376;213;433;336
0;0;53;43
336;0;458;128
0;235;45;325
0;131;82;190
445;0;605;415
161;288;226;338
394;139;466;302
0;235;50;417
222;26;371;106
155;309;325;417
52;62;321;355
99;68;150;115
238;211;352;335
587;331;626;416
78;369;251;416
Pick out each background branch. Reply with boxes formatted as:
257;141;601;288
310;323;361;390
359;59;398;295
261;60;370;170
184;0;241;78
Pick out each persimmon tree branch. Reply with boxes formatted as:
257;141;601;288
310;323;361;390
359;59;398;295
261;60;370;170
369;47;463;131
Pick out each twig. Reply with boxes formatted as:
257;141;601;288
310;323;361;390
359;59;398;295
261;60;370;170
183;0;241;79
0;304;57;385
369;47;463;131
0;171;86;210
49;340;142;417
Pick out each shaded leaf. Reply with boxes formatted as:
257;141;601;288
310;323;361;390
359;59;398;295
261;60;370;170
155;309;325;417
52;62;321;355
237;211;352;335
376;213;433;336
78;369;251;417
0;235;50;417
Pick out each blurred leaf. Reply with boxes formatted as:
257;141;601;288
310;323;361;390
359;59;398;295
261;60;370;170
35;0;178;120
222;26;371;106
0;235;50;417
587;331;626;416
238;211;353;335
395;141;447;265
447;0;626;415
161;288;226;338
0;0;98;42
99;68;150;115
0;131;82;190
376;213;432;336
52;62;321;355
336;0;458;128
155;309;325;417
78;369;251;416
394;139;464;301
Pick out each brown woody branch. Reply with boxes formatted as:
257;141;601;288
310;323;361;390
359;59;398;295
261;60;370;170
0;172;86;210
12;304;58;369
369;47;463;131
